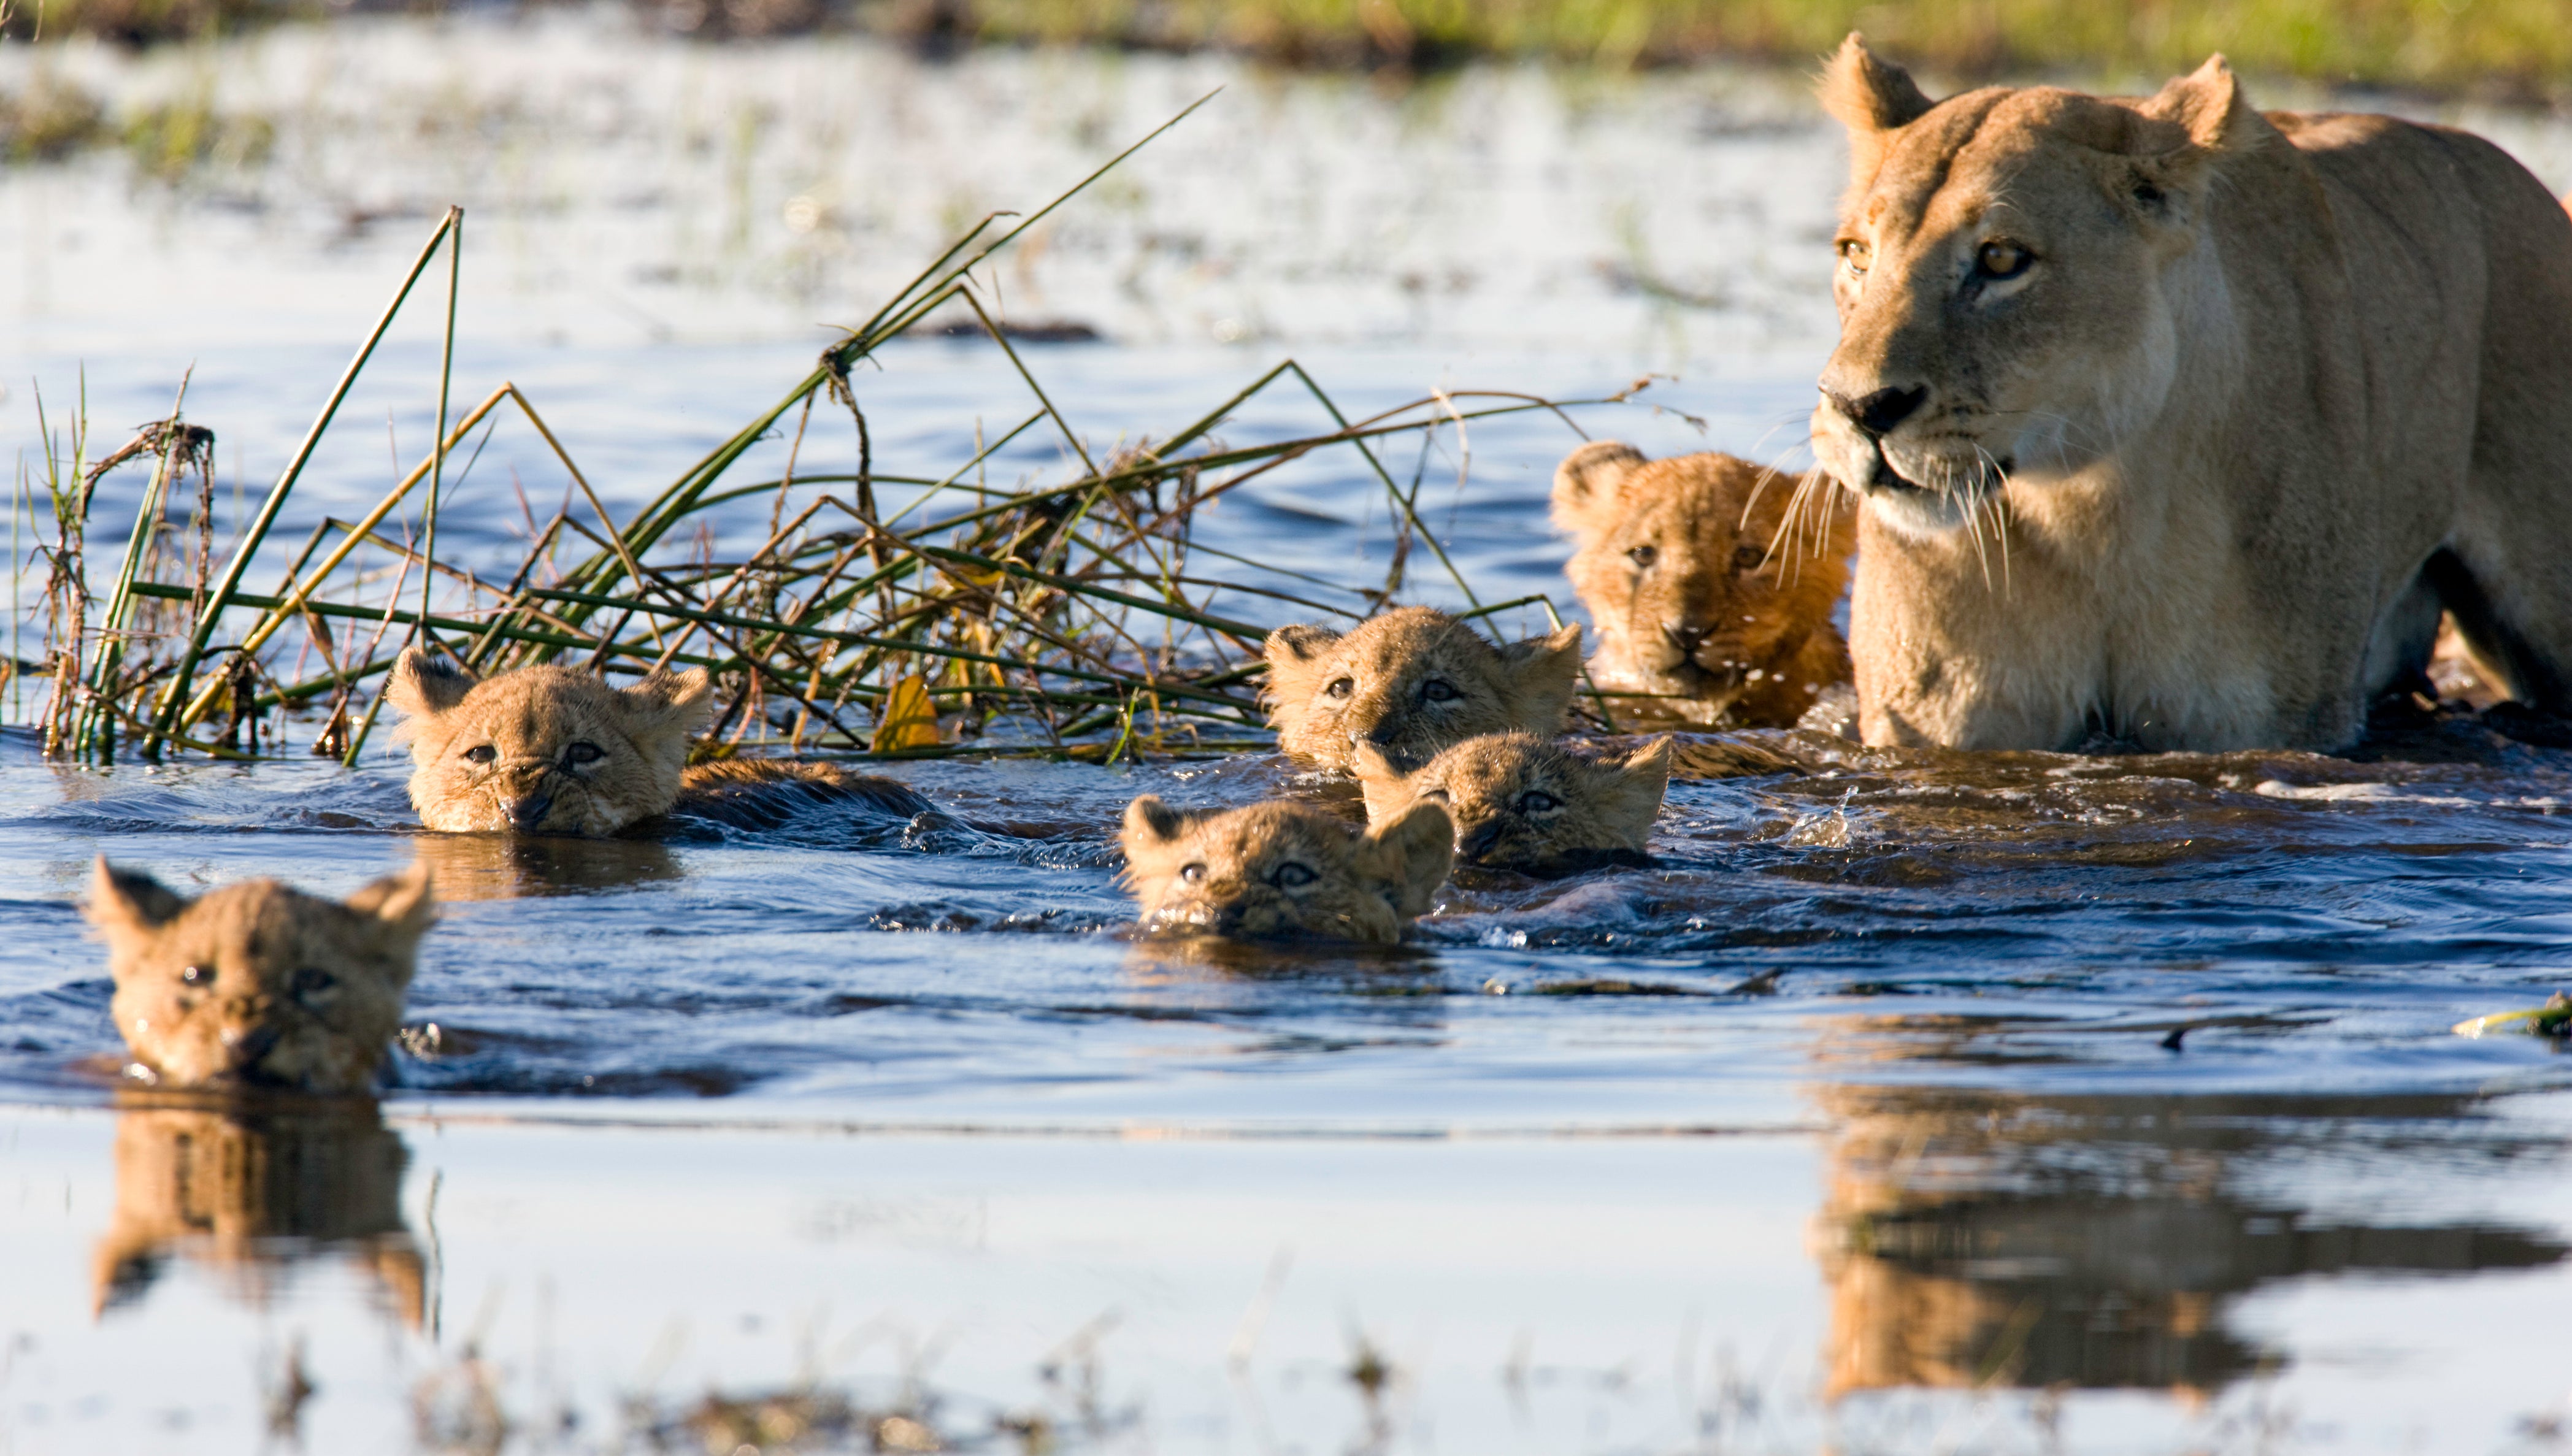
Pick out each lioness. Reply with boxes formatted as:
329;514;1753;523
1812;37;2572;751
1352;732;1672;874
86;859;434;1093
1119;794;1454;943
386;649;930;835
1262;607;1583;773
1553;443;1856;727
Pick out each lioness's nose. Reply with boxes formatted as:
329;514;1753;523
1825;384;1927;439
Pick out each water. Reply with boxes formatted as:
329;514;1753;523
7;19;2572;1453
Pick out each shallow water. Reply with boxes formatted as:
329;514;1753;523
7;20;2572;1454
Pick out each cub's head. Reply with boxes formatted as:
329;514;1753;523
1262;606;1582;773
1553;444;1853;715
1354;732;1671;875
86;859;435;1094
387;649;712;836
1119;795;1453;944
1810;36;2253;538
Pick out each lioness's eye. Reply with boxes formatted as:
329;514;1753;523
463;744;497;764
1517;790;1562;814
1269;862;1318;889
565;741;604;765
180;964;212;986
1732;544;1765;573
293;967;336;997
1180;863;1207;884
1324;677;1354;700
1420;679;1459;703
1976;240;2032;280
1627;544;1657;569
1837;238;1871;275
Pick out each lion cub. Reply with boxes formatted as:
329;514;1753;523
1553;443;1855;728
1263;606;1583;773
386;649;929;835
86;859;434;1094
1120;795;1454;944
1353;731;1672;874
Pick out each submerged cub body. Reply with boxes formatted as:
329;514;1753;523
386;649;929;835
1119;795;1453;944
1552;444;1854;728
1262;607;1583;774
86;859;435;1094
1354;732;1672;875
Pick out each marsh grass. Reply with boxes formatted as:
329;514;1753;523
11;96;1632;767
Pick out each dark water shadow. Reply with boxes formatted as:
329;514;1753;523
405;831;684;901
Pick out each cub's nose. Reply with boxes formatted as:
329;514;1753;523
506;792;556;830
223;1022;282;1071
1661;621;1707;653
1825;384;1928;439
1457;819;1505;863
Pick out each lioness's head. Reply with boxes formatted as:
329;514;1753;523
1262;607;1583;773
387;649;713;835
1553;444;1854;718
87;859;435;1094
1353;732;1671;875
1810;35;2248;538
1119;795;1453;944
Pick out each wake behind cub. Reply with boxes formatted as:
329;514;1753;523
1353;731;1672;875
386;649;930;836
1553;443;1854;729
1119;795;1453;944
1262;606;1583;774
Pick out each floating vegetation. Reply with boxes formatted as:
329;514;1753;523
9;98;1626;768
2452;991;2572;1039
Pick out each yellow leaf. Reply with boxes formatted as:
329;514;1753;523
870;675;941;751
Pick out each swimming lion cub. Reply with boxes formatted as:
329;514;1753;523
1353;732;1672;874
86;859;435;1094
1119;795;1454;944
1263;606;1583;773
386;649;929;836
1553;443;1854;729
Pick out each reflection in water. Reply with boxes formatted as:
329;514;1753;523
1808;1084;2568;1398
405;830;683;901
93;1095;424;1328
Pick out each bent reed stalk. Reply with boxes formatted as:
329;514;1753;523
9;100;1634;767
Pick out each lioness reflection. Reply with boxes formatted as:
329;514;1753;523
1810;1085;2566;1397
94;1098;424;1328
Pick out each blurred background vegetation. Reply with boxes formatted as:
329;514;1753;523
4;0;2571;100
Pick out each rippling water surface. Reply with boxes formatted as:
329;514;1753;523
6;21;2572;1453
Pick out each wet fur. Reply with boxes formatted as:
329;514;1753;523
1261;606;1583;773
1353;731;1672;875
1119;795;1454;944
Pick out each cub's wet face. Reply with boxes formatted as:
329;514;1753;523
387;650;713;836
1808;38;2228;539
1552;444;1853;720
1262;606;1582;773
1354;732;1671;875
86;859;435;1094
1119;795;1454;944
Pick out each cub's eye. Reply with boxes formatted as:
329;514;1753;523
180;964;212;986
1516;790;1562;814
1179;863;1207;884
1269;862;1318;890
1976;240;2033;280
1420;679;1459;703
292;967;337;998
1324;677;1354;700
463;744;497;764
564;741;604;765
1627;544;1658;569
1732;544;1767;573
1837;238;1871;275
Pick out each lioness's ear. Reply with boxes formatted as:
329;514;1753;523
1261;624;1343;721
1550;442;1646;542
345;861;437;943
619;667;715;738
385;648;476;719
85;857;186;939
1497;624;1583;735
2129;55;2251;220
1819;34;1935;185
1349;741;1421;825
2143;54;2246;152
1600;737;1673;843
1362;800;1454;919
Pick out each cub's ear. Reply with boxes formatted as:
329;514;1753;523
1261;623;1345;726
619;667;715;738
1550;442;1646;542
1361;800;1454;920
85;857;186;940
1496;624;1584;735
1819;34;1935;185
344;861;437;944
1599;737;1673;845
1120;794;1191;854
385;648;477;719
1349;741;1424;826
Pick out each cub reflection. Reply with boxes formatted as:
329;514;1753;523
93;1097;424;1328
1810;1084;2566;1398
406;830;681;901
